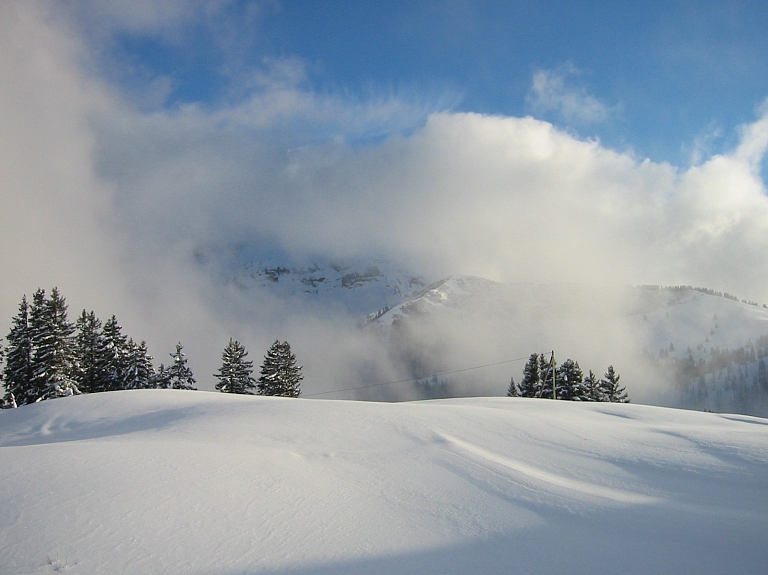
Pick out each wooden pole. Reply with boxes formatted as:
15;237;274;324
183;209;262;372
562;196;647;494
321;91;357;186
550;350;556;400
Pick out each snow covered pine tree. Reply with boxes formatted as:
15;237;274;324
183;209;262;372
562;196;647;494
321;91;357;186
28;288;80;401
3;295;34;406
506;375;519;397
257;340;302;397
517;353;541;397
555;359;587;401
600;365;629;403
74;310;105;394
583;370;602;401
122;340;155;390
164;343;197;390
100;315;131;392
214;339;257;394
0;338;9;408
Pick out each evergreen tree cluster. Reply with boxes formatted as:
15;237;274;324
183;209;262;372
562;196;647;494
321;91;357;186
213;339;302;397
1;288;305;407
2;288;197;407
507;353;628;402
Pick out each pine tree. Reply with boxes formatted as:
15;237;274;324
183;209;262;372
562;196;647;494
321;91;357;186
600;365;629;403
74;310;105;394
29;288;79;401
215;339;257;394
518;353;541;397
583;370;602;401
123;340;155;389
556;359;586;401
165;343;197;390
152;363;169;389
0;339;8;408
538;353;557;399
506;375;519;397
26;289;48;401
101;315;130;391
257;340;302;397
3;295;34;405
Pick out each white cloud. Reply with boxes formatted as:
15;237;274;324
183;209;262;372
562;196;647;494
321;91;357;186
0;0;235;383
527;64;613;124
98;94;768;301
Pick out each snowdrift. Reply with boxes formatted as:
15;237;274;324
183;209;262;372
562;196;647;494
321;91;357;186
1;390;767;574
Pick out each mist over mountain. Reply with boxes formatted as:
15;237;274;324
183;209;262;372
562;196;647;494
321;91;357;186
212;251;768;415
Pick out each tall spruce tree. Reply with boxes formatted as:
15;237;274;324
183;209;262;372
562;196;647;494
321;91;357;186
0;339;7;408
74;310;106;394
556;359;587;401
583;370;602;401
538;353;557;399
518;353;541;397
506;375;519;397
165;343;197;390
123;340;155;389
101;315;130;391
29;288;79;401
3;295;34;406
215;339;257;394
600;365;629;402
257;340;302;397
152;363;169;389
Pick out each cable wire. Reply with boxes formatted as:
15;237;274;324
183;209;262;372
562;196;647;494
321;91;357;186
304;355;529;398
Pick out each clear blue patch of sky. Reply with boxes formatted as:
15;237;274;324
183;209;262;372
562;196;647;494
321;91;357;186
104;0;768;168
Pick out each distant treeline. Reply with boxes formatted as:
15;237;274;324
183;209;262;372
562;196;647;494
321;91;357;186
637;284;766;308
645;335;768;416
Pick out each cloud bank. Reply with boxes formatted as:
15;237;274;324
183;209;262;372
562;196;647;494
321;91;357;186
2;1;768;393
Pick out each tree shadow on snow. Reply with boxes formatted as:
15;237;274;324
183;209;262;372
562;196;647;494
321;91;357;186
0;405;200;446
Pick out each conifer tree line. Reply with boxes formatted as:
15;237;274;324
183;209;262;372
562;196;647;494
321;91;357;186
507;352;628;402
1;288;197;406
1;288;302;407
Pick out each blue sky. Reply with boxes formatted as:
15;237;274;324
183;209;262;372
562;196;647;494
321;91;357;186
102;0;768;166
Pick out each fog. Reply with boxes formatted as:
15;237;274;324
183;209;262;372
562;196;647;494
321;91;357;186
2;2;768;398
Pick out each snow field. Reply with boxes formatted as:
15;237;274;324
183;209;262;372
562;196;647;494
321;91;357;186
1;390;767;574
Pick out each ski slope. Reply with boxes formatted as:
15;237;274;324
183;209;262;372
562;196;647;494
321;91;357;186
1;390;767;574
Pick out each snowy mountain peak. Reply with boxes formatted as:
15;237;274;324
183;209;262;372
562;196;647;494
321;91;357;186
225;256;432;315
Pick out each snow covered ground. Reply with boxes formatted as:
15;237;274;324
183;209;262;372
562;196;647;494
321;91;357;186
1;390;767;574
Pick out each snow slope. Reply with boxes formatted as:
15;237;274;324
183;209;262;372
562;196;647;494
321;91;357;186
625;286;768;358
1;390;767;574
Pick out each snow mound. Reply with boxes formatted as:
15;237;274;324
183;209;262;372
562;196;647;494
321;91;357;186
2;390;766;574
